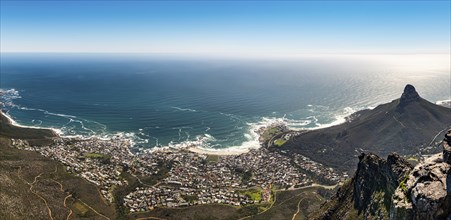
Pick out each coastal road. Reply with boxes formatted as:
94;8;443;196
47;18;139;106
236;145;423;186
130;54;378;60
275;183;339;192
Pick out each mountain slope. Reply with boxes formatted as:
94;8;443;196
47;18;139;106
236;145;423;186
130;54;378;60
282;85;451;170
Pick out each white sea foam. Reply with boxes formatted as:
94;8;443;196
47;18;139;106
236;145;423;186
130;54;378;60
184;105;365;155
171;106;198;112
1;111;64;135
0;89;22;108
179;116;308;155
310;106;357;129
45;112;77;118
0;88;21;99
436;99;451;108
148;105;359;155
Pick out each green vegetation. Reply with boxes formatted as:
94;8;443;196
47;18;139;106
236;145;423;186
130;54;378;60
238;205;261;216
206;154;219;163
131;203;276;220
260;127;283;143
241;170;253;183
234;167;253;184
406;156;420;166
399;174;410;195
0;136;116;220
308;180;357;220
72;201;90;216
84;152;108;159
372;191;390;218
115;161;172;219
83;152;111;164
139;161;173;185
238;188;262;202
406;156;418;162
273;138;287;146
253;187;326;220
115;171;141;219
181;194;199;203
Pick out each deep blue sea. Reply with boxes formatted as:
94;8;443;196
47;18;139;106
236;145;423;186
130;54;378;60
1;53;450;152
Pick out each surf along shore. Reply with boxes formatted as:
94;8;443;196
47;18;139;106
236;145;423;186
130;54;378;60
0;110;59;146
1;108;290;156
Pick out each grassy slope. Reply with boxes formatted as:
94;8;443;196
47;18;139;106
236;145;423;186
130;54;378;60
0;136;116;220
252;187;327;220
309;180;360;220
130;187;328;220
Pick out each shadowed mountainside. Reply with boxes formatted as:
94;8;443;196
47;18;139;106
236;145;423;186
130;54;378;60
282;85;451;171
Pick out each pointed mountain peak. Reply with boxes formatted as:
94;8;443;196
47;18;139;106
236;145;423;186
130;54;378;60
398;84;420;107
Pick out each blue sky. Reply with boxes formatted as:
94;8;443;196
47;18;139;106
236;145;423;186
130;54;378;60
1;1;450;55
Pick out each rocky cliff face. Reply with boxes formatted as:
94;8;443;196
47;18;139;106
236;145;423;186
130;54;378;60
354;153;412;218
310;153;413;219
392;129;451;220
312;130;451;220
397;84;421;110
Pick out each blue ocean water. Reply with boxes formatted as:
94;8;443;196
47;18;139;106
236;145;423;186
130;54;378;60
1;53;450;151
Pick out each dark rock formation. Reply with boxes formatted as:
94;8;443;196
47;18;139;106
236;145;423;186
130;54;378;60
311;153;412;219
397;84;421;109
447;168;451;196
443;129;451;164
354;153;412;212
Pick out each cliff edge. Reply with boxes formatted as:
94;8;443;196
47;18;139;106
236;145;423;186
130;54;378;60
311;130;451;220
391;129;451;219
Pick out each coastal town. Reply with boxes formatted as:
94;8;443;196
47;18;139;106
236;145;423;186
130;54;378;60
10;124;348;213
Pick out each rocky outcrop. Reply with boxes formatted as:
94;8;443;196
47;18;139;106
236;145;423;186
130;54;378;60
354;153;412;214
387;130;451;219
391;152;451;219
312;130;451;220
311;153;413;220
397;84;421;109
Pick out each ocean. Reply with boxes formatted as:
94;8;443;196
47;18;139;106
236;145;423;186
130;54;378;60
1;53;450;152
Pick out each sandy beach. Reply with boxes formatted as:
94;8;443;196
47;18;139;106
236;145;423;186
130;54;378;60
187;146;250;156
1;110;62;135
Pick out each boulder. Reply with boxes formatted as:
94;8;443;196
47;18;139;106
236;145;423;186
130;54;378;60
392;152;451;219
